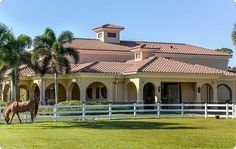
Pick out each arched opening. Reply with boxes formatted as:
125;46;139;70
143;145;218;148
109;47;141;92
31;83;40;100
201;83;213;103
18;85;29;101
143;82;155;104
45;83;66;104
86;82;108;101
126;82;137;102
217;84;232;103
70;82;80;101
3;84;11;102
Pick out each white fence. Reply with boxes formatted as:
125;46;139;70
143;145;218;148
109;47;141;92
0;103;235;122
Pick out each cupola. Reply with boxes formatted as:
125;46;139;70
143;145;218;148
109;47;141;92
92;24;124;43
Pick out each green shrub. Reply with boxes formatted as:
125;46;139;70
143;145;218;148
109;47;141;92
0;101;8;107
58;100;82;105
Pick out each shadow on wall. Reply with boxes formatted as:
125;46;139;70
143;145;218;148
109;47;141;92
36;120;204;130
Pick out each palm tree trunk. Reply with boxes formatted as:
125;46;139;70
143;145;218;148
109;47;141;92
54;73;58;105
12;67;19;102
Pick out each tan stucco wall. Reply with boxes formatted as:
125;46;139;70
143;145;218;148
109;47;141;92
181;82;196;103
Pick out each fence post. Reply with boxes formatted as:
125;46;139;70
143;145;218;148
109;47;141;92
157;103;160;118
133;103;136;119
226;103;229;119
82;104;85;121
181;103;184;117
53;105;57;121
232;103;235;119
109;104;112;120
204;103;207;118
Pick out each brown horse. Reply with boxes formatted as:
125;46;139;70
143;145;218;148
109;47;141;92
3;99;39;124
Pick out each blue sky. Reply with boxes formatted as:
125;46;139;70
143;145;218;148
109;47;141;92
0;0;236;66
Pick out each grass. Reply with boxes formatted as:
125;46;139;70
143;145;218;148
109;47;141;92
0;118;235;149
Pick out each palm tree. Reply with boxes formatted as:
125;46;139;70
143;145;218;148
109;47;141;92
232;24;236;46
32;28;79;104
0;23;12;84
215;48;233;55
0;23;32;102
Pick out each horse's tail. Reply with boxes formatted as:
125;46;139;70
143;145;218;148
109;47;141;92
34;100;39;118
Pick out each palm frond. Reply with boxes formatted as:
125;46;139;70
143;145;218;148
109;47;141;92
58;30;74;43
44;28;56;46
17;34;32;49
63;47;80;64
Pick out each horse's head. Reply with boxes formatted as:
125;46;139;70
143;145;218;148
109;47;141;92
3;115;10;124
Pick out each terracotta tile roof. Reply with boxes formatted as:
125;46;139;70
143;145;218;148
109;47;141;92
63;38;230;56
138;57;224;74
70;62;95;73
80;62;132;73
4;58;236;77
92;24;125;31
124;56;156;72
4;65;35;77
63;38;134;52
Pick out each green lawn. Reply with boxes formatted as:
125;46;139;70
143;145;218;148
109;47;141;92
0;118;235;149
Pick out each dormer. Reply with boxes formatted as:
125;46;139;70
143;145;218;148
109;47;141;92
92;24;124;43
130;44;158;61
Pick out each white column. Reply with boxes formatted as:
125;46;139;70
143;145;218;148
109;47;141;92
156;81;161;103
115;80;118;102
78;80;86;103
231;84;236;103
212;81;218;103
39;79;45;104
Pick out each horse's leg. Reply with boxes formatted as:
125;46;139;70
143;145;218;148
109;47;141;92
9;112;15;124
16;112;22;123
30;111;34;123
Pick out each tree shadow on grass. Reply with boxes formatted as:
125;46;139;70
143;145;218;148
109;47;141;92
37;120;204;130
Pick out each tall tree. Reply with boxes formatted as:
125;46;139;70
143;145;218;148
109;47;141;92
32;28;79;104
232;24;236;46
0;23;32;102
0;23;12;83
215;48;233;55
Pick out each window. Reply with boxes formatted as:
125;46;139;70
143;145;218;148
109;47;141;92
98;33;102;38
107;32;116;38
86;88;92;99
101;87;107;99
135;53;141;59
96;87;100;99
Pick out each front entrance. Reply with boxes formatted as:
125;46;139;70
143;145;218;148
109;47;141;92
161;82;181;104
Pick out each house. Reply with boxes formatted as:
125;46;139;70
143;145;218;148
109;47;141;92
1;24;236;105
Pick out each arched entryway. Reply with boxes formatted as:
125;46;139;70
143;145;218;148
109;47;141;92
201;83;213;103
143;82;155;104
18;85;29;101
3;84;11;102
31;83;40;100
45;83;66;104
217;84;232;103
70;82;80;101
126;82;137;102
86;82;108;101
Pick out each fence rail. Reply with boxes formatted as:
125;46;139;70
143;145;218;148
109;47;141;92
0;103;235;122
